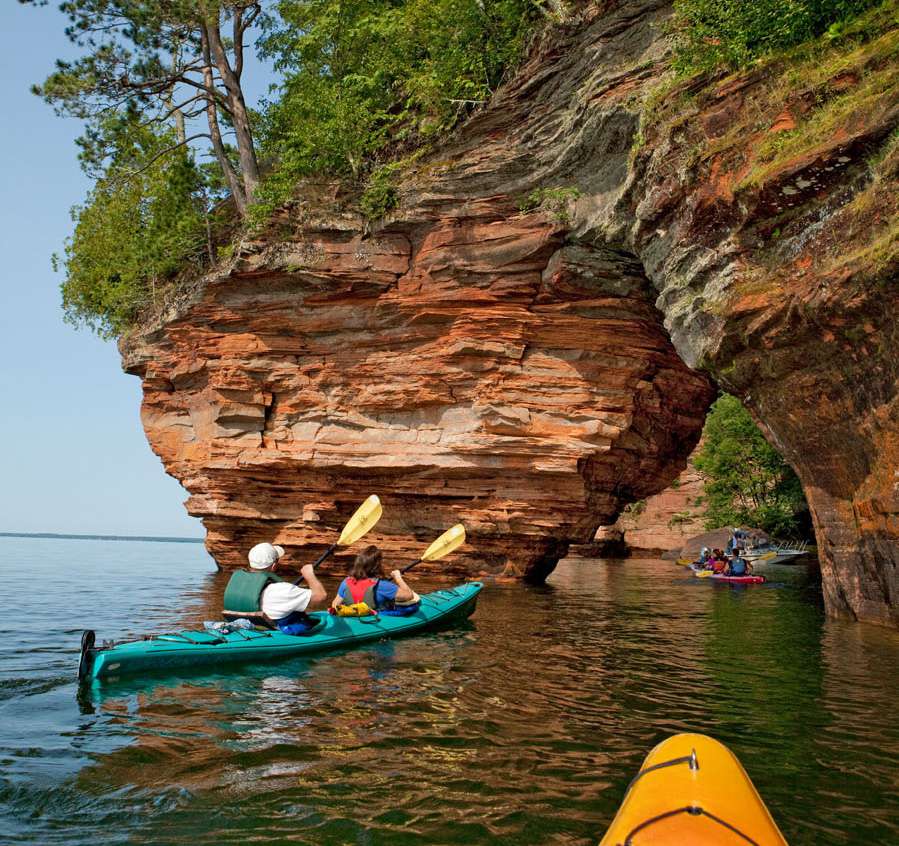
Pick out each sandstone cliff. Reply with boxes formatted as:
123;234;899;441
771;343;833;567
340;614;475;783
122;1;898;624
124;211;714;579
594;443;707;556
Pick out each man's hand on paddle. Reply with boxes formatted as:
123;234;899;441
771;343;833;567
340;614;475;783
300;563;327;608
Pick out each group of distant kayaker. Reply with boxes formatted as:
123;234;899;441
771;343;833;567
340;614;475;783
221;541;419;635
694;546;752;576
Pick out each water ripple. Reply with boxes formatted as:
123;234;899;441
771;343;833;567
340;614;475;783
0;539;897;845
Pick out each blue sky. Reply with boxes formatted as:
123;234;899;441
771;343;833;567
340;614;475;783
0;3;273;536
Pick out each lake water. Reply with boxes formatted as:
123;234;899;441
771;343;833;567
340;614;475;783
1;536;897;845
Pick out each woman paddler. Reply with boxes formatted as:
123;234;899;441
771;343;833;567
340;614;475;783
331;545;418;615
222;542;327;634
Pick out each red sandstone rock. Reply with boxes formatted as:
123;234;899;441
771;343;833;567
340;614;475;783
121;1;898;624
123;226;713;578
619;8;899;624
769;109;797;134
599;443;707;555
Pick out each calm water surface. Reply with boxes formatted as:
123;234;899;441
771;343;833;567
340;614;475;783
1;536;897;845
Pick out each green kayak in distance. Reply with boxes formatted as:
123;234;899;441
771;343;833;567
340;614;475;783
80;581;482;683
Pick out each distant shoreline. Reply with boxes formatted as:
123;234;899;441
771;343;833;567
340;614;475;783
0;532;205;544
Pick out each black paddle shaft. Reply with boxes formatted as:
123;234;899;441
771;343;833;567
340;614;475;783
292;542;338;585
400;559;422;574
313;543;338;568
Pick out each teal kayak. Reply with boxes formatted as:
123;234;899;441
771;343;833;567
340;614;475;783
80;581;482;682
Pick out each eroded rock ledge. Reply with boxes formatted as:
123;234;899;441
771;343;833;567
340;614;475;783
123;0;898;624
124;212;713;578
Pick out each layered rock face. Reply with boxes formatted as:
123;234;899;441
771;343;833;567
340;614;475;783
595;444;707;556
123;0;897;622
123;215;713;578
609;6;899;624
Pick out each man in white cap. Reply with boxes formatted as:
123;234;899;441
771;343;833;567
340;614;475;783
222;542;327;635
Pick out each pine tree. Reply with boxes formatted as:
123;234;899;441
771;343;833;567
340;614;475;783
29;0;262;216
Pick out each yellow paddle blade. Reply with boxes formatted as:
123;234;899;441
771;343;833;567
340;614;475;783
420;524;466;561
336;495;383;547
695;569;713;578
676;558;692;566
759;551;777;560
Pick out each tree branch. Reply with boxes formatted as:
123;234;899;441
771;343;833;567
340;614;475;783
141;94;205;129
161;75;233;114
200;23;246;215
233;7;245;79
112;133;210;183
234;3;262;80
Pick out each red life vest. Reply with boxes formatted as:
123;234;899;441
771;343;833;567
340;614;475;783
344;577;380;607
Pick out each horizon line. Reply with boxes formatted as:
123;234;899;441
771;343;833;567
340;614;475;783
0;531;205;544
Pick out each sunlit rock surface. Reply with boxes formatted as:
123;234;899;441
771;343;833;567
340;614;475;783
594;443;707;556
123;216;712;578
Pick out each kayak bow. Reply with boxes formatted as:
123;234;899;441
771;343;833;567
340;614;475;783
600;733;788;845
80;581;481;683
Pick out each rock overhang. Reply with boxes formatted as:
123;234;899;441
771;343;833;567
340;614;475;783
123;204;714;579
121;0;899;624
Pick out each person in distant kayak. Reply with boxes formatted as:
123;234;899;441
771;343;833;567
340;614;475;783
331;545;418;615
222;542;327;635
708;549;728;574
725;553;752;577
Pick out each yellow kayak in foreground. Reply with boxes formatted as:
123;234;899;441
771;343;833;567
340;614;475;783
600;733;788;845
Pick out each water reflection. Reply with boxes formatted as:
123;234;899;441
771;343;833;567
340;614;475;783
1;539;897;846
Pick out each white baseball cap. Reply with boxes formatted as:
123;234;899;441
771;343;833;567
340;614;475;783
248;542;286;570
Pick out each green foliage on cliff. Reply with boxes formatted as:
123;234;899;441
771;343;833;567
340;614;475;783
39;0;541;334
694;394;808;537
58;122;214;338
517;186;582;223
672;0;880;70
359;160;404;220
252;0;540;222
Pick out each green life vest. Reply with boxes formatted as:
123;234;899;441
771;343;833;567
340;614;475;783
223;570;287;622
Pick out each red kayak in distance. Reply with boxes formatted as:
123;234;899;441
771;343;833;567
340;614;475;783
708;572;766;584
689;564;766;584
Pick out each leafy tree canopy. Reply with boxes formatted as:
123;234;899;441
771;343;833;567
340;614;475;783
672;0;879;71
33;0;889;337
57;119;212;337
32;0;542;336
252;0;540;220
694;394;808;537
31;0;262;213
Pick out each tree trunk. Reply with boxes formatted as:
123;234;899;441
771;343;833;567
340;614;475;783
206;19;260;203
169;48;186;144
204;196;215;264
200;26;246;216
